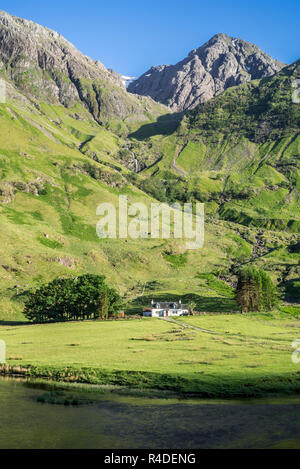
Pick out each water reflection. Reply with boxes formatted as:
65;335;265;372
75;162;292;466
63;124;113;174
0;377;300;449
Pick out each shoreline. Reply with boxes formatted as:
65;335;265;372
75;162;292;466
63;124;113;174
1;363;300;400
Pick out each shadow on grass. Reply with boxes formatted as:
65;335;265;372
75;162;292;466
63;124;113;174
127;292;238;314
128;113;182;140
0;320;28;326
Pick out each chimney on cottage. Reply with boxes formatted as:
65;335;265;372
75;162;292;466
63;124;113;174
151;299;154;306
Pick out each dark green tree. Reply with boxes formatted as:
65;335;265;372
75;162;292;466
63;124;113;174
235;267;278;313
23;274;121;323
73;274;107;320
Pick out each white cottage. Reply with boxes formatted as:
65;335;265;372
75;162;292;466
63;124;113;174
143;300;189;318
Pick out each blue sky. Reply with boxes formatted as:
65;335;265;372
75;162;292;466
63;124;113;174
1;0;299;77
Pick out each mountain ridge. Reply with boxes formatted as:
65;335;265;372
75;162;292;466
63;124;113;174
128;33;285;111
0;9;167;130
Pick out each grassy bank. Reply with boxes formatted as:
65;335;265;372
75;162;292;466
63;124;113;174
2;363;300;398
1;315;300;397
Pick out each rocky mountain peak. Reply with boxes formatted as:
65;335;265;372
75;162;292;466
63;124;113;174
128;33;285;111
0;10;167;125
0;9;122;99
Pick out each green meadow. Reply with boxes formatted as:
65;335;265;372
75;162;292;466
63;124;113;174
1;313;300;397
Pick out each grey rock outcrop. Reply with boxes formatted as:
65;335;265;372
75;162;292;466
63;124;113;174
128;33;285;111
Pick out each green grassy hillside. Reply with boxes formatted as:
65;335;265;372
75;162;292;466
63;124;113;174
124;63;300;306
1;80;268;321
0;16;299;322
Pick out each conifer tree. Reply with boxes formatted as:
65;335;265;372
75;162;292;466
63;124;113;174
236;267;278;313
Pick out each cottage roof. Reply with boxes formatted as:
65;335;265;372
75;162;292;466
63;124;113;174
152;302;189;310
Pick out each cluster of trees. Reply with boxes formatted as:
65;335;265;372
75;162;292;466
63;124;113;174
140;172;188;204
235;267;278;313
22;268;279;323
23;274;121;323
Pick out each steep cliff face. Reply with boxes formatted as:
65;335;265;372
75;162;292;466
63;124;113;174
128;33;285;111
0;10;166;125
